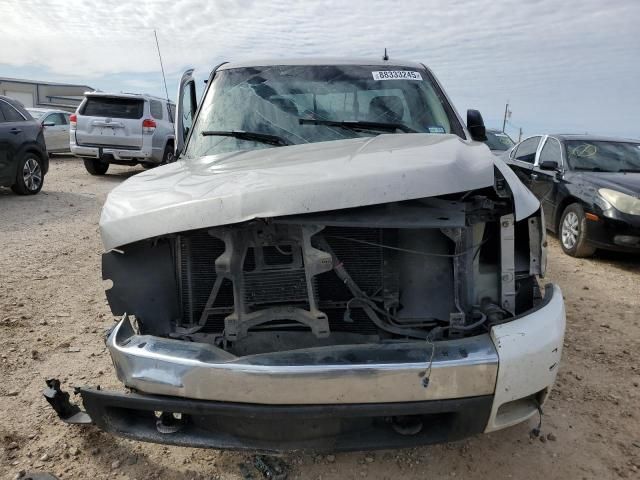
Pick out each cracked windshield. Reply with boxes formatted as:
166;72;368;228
565;140;640;172
183;64;457;158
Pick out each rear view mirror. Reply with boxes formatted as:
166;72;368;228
539;160;559;171
467;109;487;142
43;121;55;127
175;69;198;157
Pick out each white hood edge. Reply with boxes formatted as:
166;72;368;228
100;134;539;250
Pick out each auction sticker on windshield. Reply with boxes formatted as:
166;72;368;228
372;71;423;81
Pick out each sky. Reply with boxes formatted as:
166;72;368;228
1;0;639;139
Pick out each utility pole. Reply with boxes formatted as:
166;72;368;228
518;127;523;142
502;102;510;132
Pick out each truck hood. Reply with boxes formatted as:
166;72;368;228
100;133;538;250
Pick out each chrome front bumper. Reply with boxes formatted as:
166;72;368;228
108;319;499;405
107;284;564;420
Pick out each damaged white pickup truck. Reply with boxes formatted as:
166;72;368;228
45;58;565;452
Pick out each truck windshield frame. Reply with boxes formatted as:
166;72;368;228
183;64;465;159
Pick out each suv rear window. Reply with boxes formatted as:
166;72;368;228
81;97;144;119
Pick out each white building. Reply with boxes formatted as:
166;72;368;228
0;77;93;111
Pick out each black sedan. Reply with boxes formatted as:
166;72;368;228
505;134;640;257
0;95;48;195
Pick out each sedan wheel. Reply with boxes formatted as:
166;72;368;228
558;203;596;257
561;211;579;250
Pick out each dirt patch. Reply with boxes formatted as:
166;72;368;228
1;156;639;479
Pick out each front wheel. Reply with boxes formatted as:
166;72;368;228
11;153;44;195
559;203;596;257
83;158;109;175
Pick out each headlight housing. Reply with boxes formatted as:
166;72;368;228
598;188;640;215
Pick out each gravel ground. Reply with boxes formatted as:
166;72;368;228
1;155;639;480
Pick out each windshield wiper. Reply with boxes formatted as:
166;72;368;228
573;166;606;172
201;130;290;146
298;118;417;134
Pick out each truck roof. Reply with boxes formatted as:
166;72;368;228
218;57;425;70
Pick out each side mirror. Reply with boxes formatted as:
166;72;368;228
467;109;487;142
43;121;55;127
175;69;198;158
539;160;559;171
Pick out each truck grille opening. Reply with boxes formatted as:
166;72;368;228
177;227;389;335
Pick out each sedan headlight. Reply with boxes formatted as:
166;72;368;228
598;188;640;215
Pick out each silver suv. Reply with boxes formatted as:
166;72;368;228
70;92;175;175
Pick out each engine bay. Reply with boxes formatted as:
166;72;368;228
103;185;544;356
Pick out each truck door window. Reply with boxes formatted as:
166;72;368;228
180;89;194;138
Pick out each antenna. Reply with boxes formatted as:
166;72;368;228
383;48;389;61
154;29;173;122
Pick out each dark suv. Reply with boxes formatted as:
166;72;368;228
0;95;48;195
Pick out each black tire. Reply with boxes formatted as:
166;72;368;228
558;203;596;257
162;143;175;164
83;158;109;175
11;152;44;195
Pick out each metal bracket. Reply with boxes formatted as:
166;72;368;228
200;223;331;341
500;214;516;315
448;312;466;334
441;226;474;334
528;216;542;275
225;306;329;341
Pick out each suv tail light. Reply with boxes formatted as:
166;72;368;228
142;118;156;134
69;114;77;128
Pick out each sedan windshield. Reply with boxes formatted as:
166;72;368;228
184;65;461;158
484;131;514;151
565;140;640;172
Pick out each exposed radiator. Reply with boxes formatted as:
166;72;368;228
177;226;388;335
